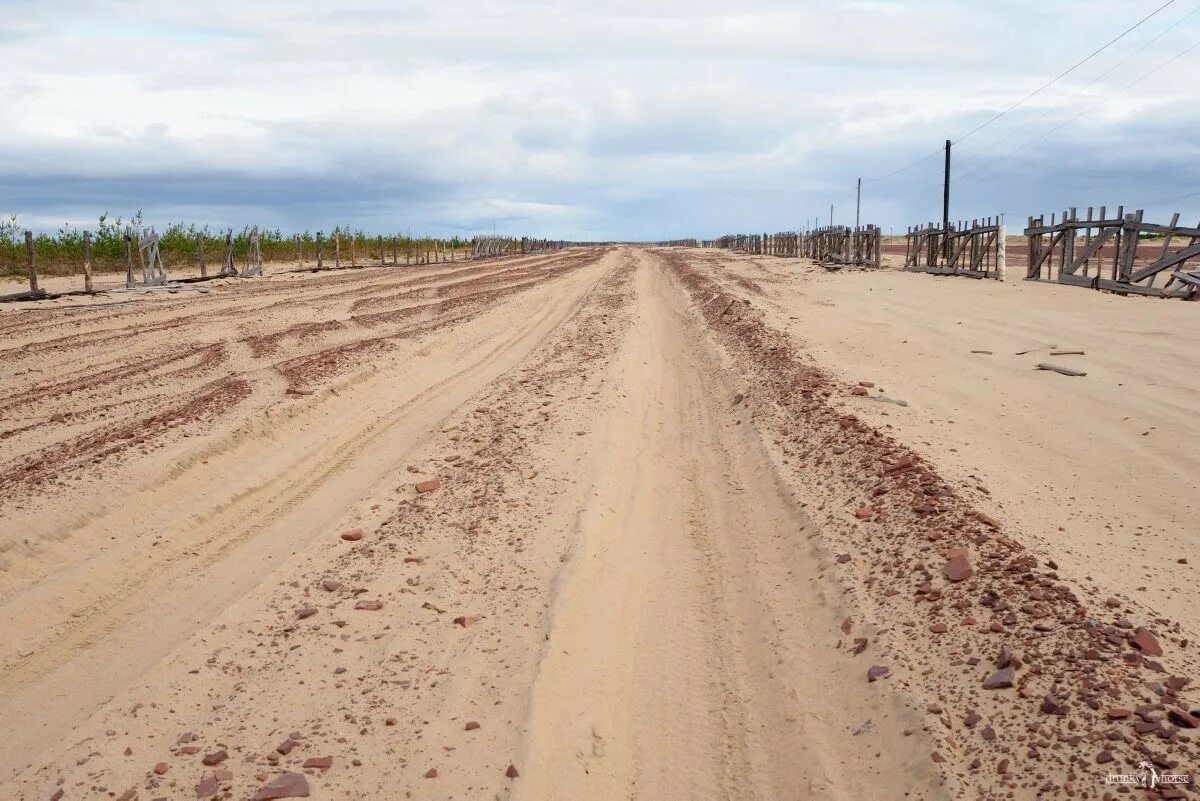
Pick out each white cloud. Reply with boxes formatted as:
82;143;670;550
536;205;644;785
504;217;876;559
2;0;1200;238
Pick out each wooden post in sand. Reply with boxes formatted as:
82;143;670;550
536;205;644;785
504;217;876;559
335;232;341;269
350;233;357;268
296;234;303;268
197;233;208;278
378;236;384;266
997;222;1007;282
124;230;136;289
392;237;398;266
83;231;94;293
24;230;38;292
316;232;324;270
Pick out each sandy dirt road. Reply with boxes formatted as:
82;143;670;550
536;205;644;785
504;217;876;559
1;247;1198;801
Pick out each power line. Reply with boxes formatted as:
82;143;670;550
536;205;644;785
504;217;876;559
955;35;1200;184
863;147;946;183
862;1;1177;184
1133;188;1200;208
952;0;1177;146
953;1;1200;173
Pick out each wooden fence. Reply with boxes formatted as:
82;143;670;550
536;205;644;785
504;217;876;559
801;225;881;268
1;226;563;302
905;218;1005;280
712;227;878;266
1025;207;1200;299
519;237;566;255
715;234;764;254
766;232;799;257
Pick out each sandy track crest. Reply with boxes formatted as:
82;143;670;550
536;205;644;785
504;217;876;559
513;251;939;800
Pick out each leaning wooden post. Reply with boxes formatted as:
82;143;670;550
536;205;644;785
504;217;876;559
24;230;38;292
997;222;1007;282
83;231;94;293
124;231;135;289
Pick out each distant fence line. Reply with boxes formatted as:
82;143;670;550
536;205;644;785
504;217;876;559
1;223;567;302
0;223;473;278
473;236;566;259
710;226;880;268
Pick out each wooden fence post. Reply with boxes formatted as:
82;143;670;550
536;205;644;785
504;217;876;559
83;231;94;293
997;223;1007;282
350;234;356;267
316;232;324;270
24;230;38;292
124;231;135;289
335;232;341;269
296;234;303;268
197;233;207;278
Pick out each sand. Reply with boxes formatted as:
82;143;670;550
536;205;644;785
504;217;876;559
1;247;1197;800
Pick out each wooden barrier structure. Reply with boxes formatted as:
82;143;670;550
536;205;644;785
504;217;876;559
1026;207;1200;299
242;227;263;277
905;218;1005;280
766;232;799;257
473;236;512;259
715;234;763;254
520;237;565;255
221;230;237;277
802;225;882;268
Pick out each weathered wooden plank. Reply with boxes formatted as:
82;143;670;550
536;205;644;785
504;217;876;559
24;230;37;292
124;232;135;289
1036;363;1087;377
83;230;94;293
0;288;48;303
1064;226;1117;275
1128;240;1200;283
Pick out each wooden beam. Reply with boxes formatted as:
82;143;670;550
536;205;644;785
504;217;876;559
24;230;37;292
83;231;94;293
1036;363;1087;377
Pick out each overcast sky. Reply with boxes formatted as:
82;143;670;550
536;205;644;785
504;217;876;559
3;0;1200;240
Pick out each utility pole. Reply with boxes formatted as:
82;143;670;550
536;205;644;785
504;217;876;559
942;139;952;262
856;178;862;229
